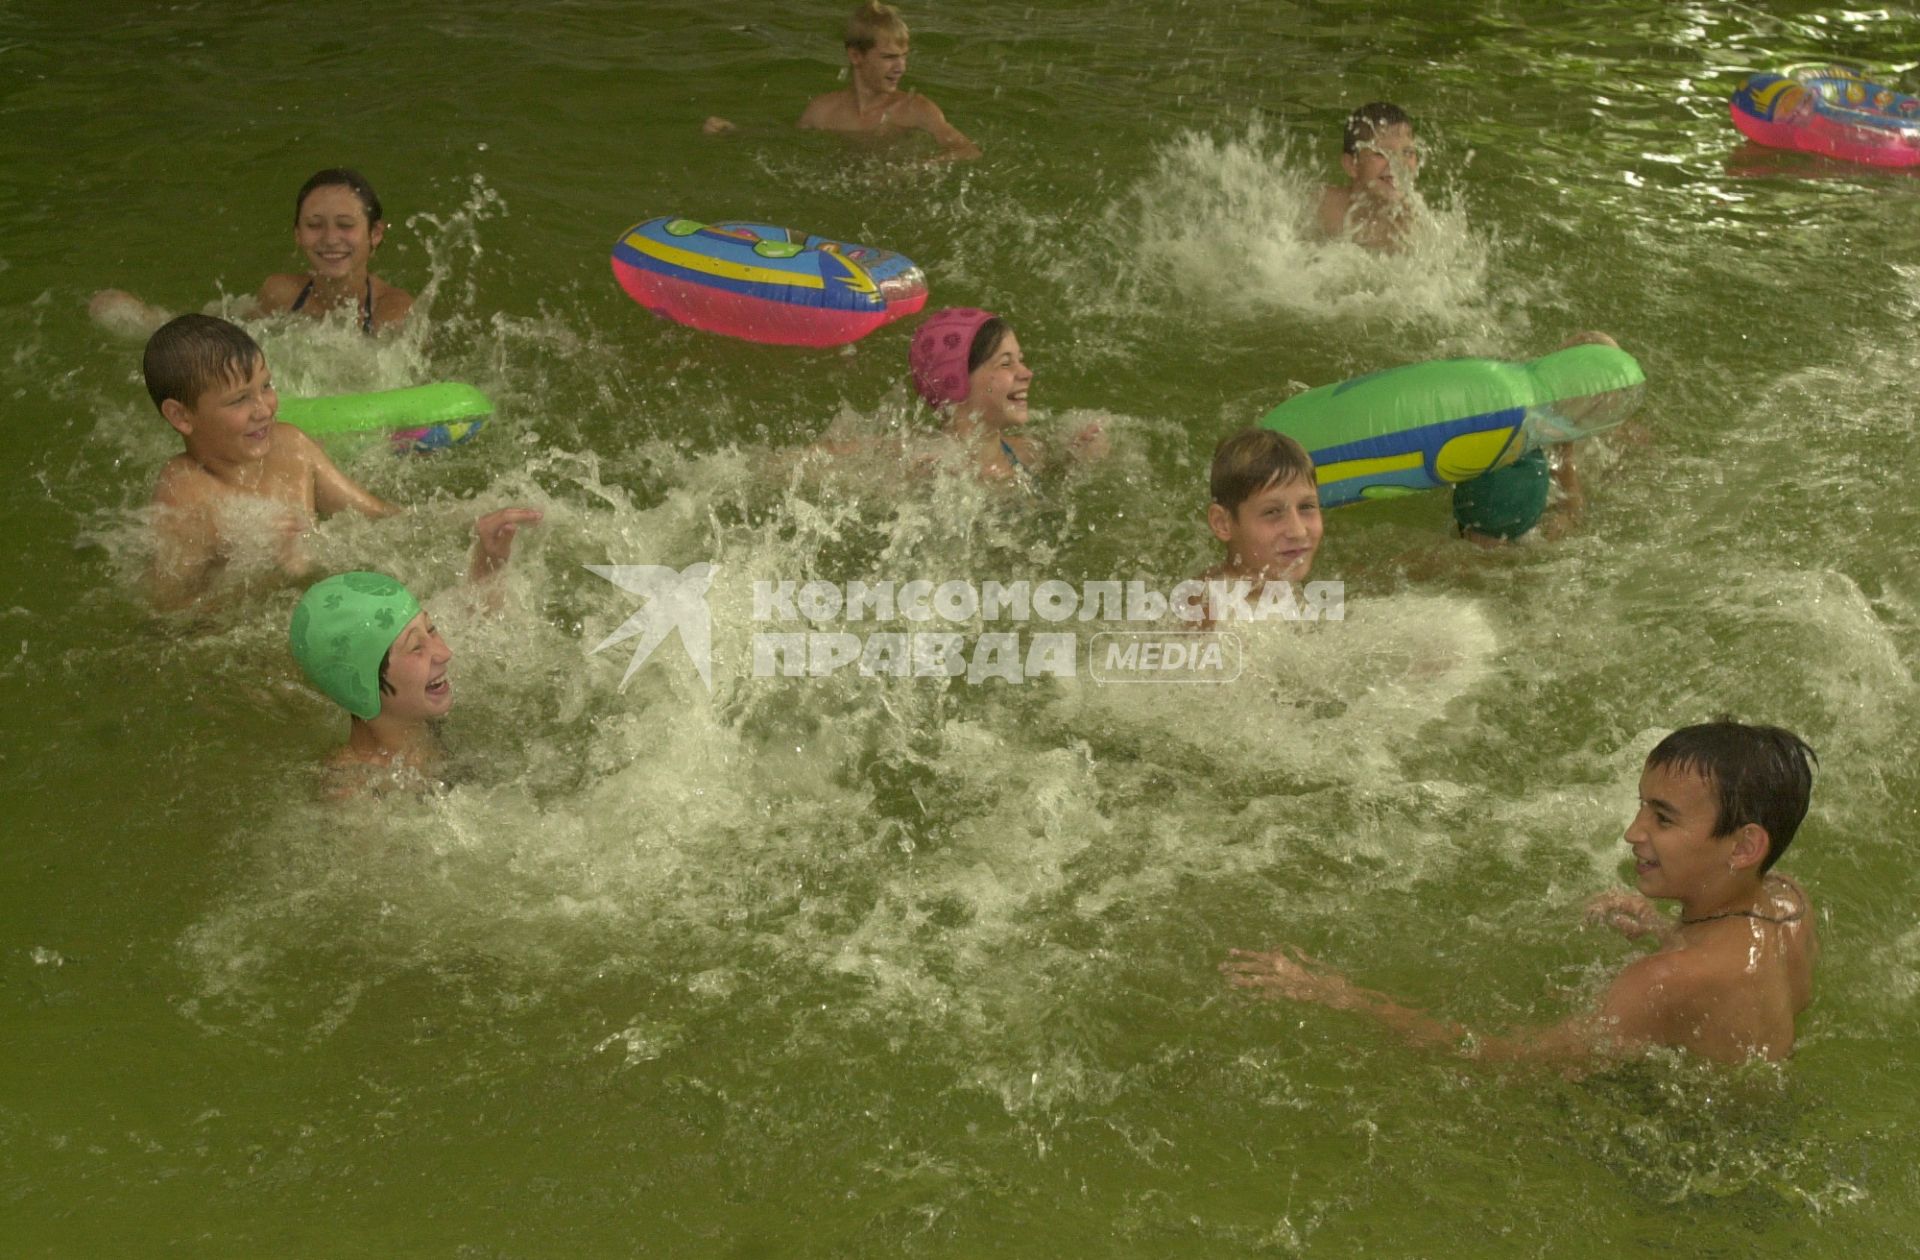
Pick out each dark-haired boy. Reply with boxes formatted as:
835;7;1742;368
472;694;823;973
1225;721;1820;1066
1317;102;1420;251
141;314;534;610
703;2;980;160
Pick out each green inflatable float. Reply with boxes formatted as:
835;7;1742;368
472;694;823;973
1259;344;1645;509
278;382;492;454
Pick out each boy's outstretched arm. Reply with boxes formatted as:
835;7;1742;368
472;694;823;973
1222;945;1678;1067
469;507;543;583
298;428;403;520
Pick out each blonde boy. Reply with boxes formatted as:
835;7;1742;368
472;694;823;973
704;2;980;160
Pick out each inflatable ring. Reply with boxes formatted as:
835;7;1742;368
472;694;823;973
611;216;929;347
279;383;491;454
1259;344;1645;509
1731;66;1920;168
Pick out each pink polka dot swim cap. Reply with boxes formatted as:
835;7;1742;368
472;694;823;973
909;308;997;408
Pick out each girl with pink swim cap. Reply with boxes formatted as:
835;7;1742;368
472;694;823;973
907;308;1106;484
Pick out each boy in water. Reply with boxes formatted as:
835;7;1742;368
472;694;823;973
1224;721;1820;1066
288;558;531;793
1195;429;1324;624
1317;102;1420;251
704;2;980;160
141;313;534;610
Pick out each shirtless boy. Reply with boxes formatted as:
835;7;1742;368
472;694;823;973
1224;721;1820;1067
141;314;533;610
704;2;980;160
1317;102;1420;251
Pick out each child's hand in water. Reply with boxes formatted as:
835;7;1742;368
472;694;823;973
1583;889;1669;940
1221;946;1355;1004
469;507;543;581
702;116;738;135
1067;419;1111;462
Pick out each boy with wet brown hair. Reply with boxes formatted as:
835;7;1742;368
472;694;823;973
1317;102;1420;251
140;314;535;611
1224;721;1820;1066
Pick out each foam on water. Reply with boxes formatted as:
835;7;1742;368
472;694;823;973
1081;122;1505;338
173;425;1512;1037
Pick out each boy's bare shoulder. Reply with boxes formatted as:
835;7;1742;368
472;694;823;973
151;453;215;508
892;89;947;122
799;88;857;128
271;419;322;454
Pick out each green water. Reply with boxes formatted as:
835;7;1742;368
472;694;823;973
4;1;1919;1254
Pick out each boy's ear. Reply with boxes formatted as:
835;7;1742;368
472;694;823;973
1729;822;1770;873
370;219;386;251
159;398;194;438
1340;152;1359;181
1206;502;1235;543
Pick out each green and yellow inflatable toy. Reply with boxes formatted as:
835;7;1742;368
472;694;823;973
1259;344;1644;509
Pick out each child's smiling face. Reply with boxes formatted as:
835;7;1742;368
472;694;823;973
168;356;278;464
1209;473;1323;583
960;328;1033;429
379;612;455;722
1624;762;1730;900
295;183;383;279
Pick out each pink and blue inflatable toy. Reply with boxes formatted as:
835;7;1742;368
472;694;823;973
1731;66;1920;169
610;217;929;347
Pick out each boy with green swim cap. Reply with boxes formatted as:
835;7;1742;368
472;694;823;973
289;571;464;787
288;516;536;788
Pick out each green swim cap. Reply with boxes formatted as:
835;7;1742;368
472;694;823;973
289;572;422;719
1452;448;1550;541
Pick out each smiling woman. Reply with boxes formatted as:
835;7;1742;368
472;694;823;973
89;167;414;336
254;168;414;333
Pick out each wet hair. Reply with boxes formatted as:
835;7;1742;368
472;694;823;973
845;0;908;51
294;167;383;226
142;314;265;412
966;317;1012;374
1646;720;1818;872
1343;102;1413;155
1210;428;1316;514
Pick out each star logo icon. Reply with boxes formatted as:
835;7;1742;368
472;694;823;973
586;563;715;692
